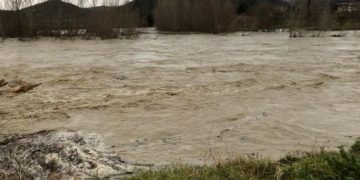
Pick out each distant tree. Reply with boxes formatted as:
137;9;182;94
77;0;86;7
251;0;287;31
0;2;3;36
4;0;24;36
289;0;333;37
154;0;236;33
91;0;98;7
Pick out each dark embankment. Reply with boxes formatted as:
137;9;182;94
129;139;360;180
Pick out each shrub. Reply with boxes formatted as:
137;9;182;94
351;138;360;154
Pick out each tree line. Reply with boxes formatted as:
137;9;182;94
154;0;360;35
0;0;359;39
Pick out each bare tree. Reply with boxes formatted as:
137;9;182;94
23;0;36;37
91;0;98;7
103;0;123;7
0;3;3;39
0;1;4;10
77;0;87;8
4;0;24;36
250;0;287;31
289;0;333;37
5;0;22;11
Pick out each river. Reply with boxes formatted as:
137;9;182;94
0;30;359;165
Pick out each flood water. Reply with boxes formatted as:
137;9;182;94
0;30;360;165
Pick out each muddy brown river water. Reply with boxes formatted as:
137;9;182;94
0;31;360;165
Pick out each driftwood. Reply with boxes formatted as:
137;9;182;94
5;80;41;93
0;79;7;88
0;130;150;179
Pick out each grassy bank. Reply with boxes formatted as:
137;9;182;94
129;139;360;180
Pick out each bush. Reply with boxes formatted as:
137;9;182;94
351;138;360;154
283;148;360;179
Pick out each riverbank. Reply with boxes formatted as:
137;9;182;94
129;138;360;179
0;130;358;179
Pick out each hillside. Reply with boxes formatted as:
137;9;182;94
22;0;89;28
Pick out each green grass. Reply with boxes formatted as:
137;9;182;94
128;139;360;180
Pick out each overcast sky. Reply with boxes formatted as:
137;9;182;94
0;0;129;9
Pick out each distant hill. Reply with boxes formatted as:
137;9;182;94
21;0;89;28
0;0;144;37
23;0;82;14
